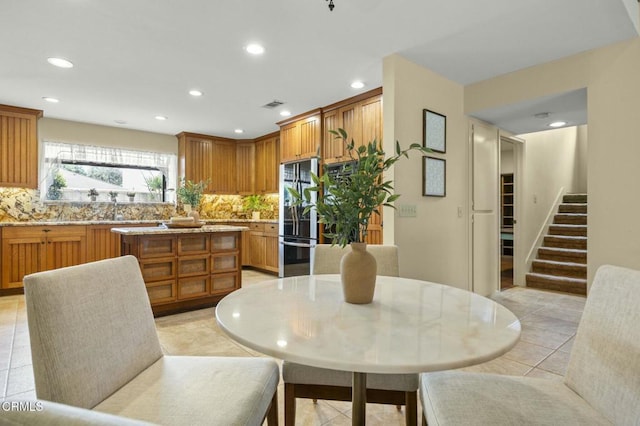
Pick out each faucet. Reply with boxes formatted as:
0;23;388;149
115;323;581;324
113;200;124;221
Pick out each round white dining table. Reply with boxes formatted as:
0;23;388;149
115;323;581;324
216;274;521;425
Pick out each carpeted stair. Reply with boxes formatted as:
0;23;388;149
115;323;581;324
526;194;587;295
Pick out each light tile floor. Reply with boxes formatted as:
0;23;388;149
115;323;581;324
0;269;586;425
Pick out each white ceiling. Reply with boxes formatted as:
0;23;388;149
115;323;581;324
0;0;637;139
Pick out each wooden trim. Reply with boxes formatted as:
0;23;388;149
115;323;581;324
321;87;383;113
276;108;322;127
175;131;237;143
254;131;280;142
0;104;43;118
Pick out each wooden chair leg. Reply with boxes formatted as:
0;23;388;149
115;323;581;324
285;383;296;426
405;391;418;426
267;390;279;426
422;414;428;426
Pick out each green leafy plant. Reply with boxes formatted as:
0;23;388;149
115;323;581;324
243;194;266;212
46;172;67;200
87;188;99;198
176;178;208;207
289;128;431;247
108;191;119;201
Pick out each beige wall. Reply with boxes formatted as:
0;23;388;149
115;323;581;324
39;118;177;154
500;147;514;174
383;54;469;290
467;37;640;287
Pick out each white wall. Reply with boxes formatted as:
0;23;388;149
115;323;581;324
575;125;588;193
39;118;177;153
383;54;469;289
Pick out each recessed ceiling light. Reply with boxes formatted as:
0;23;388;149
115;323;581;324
234;129;244;134
280;110;291;117
549;121;567;128
47;57;74;68
114;120;127;125
350;81;365;89
42;97;59;103
245;43;265;55
189;89;203;97
155;115;168;121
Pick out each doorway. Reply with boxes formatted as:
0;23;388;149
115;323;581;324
498;135;523;290
500;140;515;289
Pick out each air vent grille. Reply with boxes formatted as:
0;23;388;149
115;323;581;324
262;100;285;109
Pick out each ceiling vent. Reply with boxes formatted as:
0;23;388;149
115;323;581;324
262;100;285;109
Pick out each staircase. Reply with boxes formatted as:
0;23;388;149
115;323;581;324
526;194;587;295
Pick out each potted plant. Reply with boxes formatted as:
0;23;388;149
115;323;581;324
88;188;99;202
126;191;136;202
46;172;67;200
108;191;118;202
289;128;431;303
176;178;208;221
243;194;266;220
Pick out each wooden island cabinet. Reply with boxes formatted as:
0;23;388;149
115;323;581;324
113;225;245;316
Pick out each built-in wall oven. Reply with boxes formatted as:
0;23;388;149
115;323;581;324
279;158;318;277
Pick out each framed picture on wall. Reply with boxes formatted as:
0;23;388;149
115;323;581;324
423;156;446;197
423;109;446;153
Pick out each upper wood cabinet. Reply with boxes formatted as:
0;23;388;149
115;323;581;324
177;132;238;194
255;133;279;194
236;142;255;195
0;104;43;189
321;89;383;165
278;110;321;163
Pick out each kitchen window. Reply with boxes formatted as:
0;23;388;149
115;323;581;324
41;142;177;203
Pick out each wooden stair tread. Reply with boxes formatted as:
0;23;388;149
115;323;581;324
545;235;587;240
526;273;587;284
539;247;587;254
532;259;586;268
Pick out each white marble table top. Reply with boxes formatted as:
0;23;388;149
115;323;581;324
216;275;521;374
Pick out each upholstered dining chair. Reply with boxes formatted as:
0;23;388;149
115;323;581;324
420;264;640;425
283;244;418;426
23;255;279;426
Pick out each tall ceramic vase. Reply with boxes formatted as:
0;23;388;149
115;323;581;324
340;243;377;304
184;204;200;222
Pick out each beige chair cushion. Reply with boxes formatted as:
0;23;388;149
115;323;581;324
420;372;610;426
564;264;640;425
283;361;418;391
0;400;155;425
313;244;400;277
23;256;163;409
420;264;640;425
94;356;279;426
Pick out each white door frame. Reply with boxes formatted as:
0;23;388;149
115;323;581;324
499;133;525;287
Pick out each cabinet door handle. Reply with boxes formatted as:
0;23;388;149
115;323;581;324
41;240;45;245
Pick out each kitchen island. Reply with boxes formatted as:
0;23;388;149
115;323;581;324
112;224;247;316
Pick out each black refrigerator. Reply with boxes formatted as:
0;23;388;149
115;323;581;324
279;158;318;277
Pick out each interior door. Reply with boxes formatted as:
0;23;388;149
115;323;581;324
471;121;499;296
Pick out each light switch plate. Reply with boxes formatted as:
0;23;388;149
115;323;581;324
398;204;417;217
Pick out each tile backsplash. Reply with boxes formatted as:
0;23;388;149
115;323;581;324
0;187;279;222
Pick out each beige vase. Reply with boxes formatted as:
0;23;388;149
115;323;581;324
340;243;377;304
184;204;200;222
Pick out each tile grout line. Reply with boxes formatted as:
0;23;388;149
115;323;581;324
3;300;19;399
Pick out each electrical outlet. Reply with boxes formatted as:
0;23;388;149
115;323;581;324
398;204;417;217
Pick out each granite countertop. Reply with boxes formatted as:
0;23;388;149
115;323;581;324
111;224;248;235
0;219;278;227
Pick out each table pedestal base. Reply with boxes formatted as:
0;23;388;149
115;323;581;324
352;372;367;425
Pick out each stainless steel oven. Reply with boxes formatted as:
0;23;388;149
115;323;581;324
279;158;318;277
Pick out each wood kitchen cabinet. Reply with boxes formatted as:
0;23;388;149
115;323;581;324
278;110;321;163
86;223;151;262
1;225;87;289
322;89;382;164
248;222;279;273
236;142;255;195
177;132;237;194
255;133;279;194
0;104;43;189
